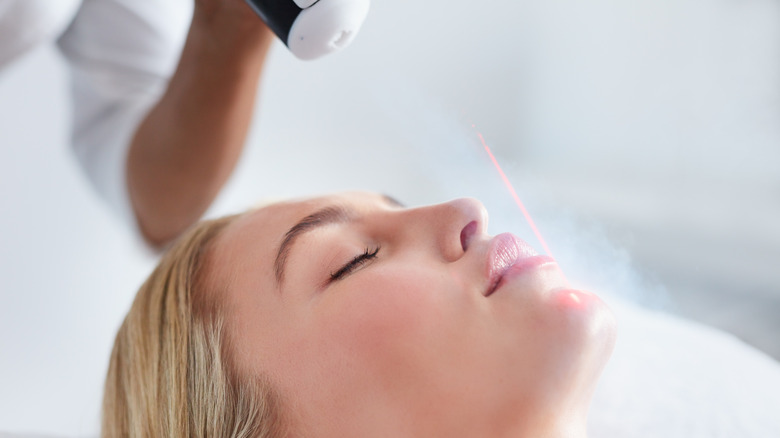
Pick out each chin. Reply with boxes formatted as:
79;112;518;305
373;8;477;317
526;289;618;414
546;288;618;372
564;289;617;373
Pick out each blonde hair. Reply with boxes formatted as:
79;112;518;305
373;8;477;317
102;215;286;437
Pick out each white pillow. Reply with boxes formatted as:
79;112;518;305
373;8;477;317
590;298;780;437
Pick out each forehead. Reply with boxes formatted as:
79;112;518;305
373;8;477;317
235;191;389;241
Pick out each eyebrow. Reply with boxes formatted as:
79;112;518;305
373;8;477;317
273;195;404;288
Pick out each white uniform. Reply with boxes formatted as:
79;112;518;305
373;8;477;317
0;0;192;235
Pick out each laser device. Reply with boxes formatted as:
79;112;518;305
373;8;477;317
245;0;370;60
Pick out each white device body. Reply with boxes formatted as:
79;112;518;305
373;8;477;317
289;0;370;60
245;0;370;60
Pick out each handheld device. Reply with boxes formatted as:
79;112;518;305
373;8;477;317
245;0;370;60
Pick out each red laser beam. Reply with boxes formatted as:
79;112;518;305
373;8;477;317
475;129;555;258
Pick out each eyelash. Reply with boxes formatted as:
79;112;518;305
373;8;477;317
330;246;380;282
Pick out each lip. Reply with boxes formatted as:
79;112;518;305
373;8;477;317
484;233;556;297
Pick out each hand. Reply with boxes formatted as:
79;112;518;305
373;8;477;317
195;0;259;21
192;0;274;50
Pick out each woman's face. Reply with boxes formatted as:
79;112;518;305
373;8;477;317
206;192;616;437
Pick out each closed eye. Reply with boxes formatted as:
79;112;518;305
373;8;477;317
329;247;380;282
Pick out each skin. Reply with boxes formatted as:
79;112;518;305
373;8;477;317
128;0;274;246
204;192;617;437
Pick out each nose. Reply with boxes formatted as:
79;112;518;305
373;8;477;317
406;198;489;262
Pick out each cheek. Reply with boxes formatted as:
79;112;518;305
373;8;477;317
302;263;482;396
319;267;453;351
253;273;447;419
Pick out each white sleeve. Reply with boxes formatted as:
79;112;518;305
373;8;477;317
56;0;192;240
0;0;81;69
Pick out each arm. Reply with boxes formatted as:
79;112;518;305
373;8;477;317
127;1;274;247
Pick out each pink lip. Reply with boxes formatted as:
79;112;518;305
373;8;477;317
484;233;556;297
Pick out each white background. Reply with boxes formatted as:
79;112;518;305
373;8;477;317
1;0;778;435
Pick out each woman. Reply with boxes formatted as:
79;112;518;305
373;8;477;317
102;191;617;437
